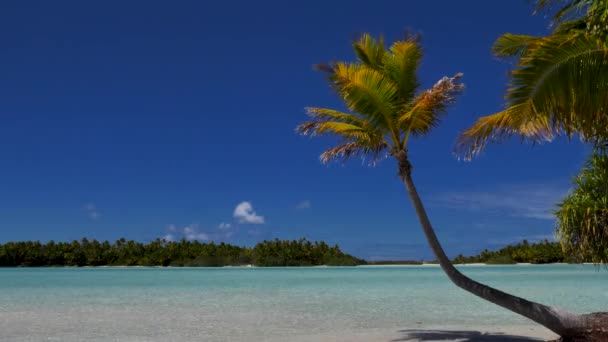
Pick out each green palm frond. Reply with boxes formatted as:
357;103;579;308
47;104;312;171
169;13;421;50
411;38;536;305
492;34;544;57
508;35;608;135
305;107;370;128
331;62;401;134
382;39;422;101
398;73;464;138
536;0;607;35
352;33;386;69
458;34;608;158
296;121;378;141
456;103;554;160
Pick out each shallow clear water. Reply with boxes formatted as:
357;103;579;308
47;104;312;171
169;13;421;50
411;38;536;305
0;265;606;341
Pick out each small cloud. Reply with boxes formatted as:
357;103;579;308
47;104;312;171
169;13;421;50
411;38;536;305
233;201;265;224
162;222;234;242
162;224;209;241
295;200;311;210
83;203;100;220
182;224;209;241
218;222;231;230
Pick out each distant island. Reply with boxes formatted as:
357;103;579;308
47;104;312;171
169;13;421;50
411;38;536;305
0;238;579;267
0;238;365;267
452;239;573;264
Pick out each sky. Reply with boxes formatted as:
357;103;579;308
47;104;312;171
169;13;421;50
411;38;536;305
0;1;591;260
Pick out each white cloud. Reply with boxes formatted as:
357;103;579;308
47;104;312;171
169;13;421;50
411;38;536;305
434;184;569;220
296;200;311;210
163;224;210;241
83;203;100;220
233;201;265;224
162;222;234;242
183;224;209;241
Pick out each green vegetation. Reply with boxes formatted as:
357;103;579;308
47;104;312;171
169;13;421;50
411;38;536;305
453;240;571;264
0;238;365;267
556;152;608;264
457;0;608;159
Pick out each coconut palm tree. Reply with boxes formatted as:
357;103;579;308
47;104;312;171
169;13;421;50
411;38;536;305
298;34;607;340
456;0;608;159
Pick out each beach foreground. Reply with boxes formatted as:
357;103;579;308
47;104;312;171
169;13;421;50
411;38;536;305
1;265;603;341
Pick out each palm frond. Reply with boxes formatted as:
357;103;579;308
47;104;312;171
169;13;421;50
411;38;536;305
398;73;464;138
331;62;400;132
304;107;369;127
508;35;608;137
492;34;543;57
455;102;554;160
352;33;386;69
296;120;377;141
320;140;389;164
382;39;422;101
460;34;608;158
535;0;593;21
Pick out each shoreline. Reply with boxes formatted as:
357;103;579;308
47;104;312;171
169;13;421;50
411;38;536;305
0;262;593;269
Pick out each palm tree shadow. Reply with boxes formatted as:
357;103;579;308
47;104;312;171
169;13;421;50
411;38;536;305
392;329;545;342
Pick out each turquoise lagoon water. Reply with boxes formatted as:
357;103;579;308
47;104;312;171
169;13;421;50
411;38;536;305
0;265;606;341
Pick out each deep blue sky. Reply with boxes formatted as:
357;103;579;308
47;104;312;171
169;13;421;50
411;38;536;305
0;1;590;260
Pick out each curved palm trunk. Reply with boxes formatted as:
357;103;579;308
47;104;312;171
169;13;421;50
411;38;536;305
394;150;607;341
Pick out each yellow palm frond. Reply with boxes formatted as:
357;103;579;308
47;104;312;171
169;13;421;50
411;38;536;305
398;73;464;138
456;102;554;160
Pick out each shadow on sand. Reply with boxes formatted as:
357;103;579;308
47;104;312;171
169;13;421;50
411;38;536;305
392;329;545;342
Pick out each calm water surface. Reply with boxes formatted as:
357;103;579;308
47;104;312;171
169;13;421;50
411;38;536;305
0;265;606;341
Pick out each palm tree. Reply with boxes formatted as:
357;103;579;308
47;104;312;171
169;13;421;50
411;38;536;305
456;0;608;159
298;34;607;340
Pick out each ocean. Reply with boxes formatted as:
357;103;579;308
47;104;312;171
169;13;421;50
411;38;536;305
0;265;606;341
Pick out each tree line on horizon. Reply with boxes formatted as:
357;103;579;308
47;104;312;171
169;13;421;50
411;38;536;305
0;238;364;267
452;239;571;265
0;237;588;267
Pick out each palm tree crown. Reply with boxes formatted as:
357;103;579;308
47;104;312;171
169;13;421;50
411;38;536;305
297;34;463;164
457;0;608;160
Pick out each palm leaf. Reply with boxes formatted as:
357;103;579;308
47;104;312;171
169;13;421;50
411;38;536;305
508;35;608;136
459;34;608;158
382;39;422;101
320;140;389;164
456;102;554;160
352;33;386;69
331;62;401;135
304;107;370;128
398;73;464;138
493;34;543;57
